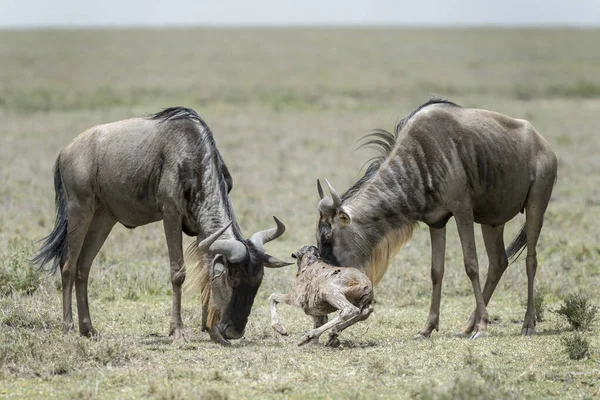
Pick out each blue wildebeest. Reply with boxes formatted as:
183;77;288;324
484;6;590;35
33;107;291;345
316;99;557;339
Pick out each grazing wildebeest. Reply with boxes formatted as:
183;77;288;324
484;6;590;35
269;245;373;347
32;107;290;345
316;99;557;339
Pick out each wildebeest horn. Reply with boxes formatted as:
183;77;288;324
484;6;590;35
198;222;233;252
209;240;247;263
325;179;342;208
250;216;286;251
264;254;293;268
317;179;325;200
198;222;247;263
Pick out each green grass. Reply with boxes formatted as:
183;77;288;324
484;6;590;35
1;27;600;399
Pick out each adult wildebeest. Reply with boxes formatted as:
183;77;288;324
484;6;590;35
268;245;373;347
316;99;557;339
33;107;290;345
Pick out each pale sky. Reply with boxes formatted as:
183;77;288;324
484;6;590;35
1;0;599;28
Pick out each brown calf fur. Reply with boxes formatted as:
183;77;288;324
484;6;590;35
268;245;373;347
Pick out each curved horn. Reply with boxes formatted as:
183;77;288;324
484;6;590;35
250;216;286;251
325;179;342;208
198;222;247;263
317;179;325;200
209;240;247;264
264;254;294;268
198;222;233;252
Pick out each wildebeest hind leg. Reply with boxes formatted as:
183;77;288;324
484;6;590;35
461;224;507;334
74;209;115;337
455;216;489;339
162;211;187;343
416;226;446;339
521;178;554;335
62;197;95;334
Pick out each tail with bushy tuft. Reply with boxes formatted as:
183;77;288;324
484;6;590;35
506;224;527;264
31;158;68;274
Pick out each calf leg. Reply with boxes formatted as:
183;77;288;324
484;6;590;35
268;293;290;335
74;209;115;337
306;315;329;345
416;226;446;339
462;224;507;334
326;304;374;347
298;292;359;346
162;211;186;343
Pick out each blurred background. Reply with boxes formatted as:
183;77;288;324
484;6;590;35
1;1;600;398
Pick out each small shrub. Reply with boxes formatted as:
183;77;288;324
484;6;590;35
560;332;591;360
555;293;598;331
0;241;43;296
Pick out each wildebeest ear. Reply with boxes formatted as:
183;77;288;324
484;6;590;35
264;254;294;268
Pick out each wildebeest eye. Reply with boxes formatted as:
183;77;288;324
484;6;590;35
338;210;351;225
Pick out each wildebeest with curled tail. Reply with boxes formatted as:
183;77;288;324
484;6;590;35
316;99;557;339
32;107;291;345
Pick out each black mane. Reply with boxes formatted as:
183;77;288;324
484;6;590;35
149;107;239;237
148;106;207;125
343;98;460;199
359;98;460;167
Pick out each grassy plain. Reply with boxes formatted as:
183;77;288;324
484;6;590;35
1;28;600;399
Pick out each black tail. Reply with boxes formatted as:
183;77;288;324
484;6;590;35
31;158;68;274
506;224;527;264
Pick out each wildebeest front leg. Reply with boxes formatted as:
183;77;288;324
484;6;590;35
462;224;507;334
298;292;359;346
268;293;290;335
416;226;446;339
163;211;187;343
455;218;489;339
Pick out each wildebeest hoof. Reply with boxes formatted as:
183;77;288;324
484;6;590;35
207;327;231;346
63;322;75;334
413;332;430;340
298;333;316;346
521;327;536;336
80;327;99;340
470;331;488;340
170;328;189;344
325;335;340;348
272;322;288;336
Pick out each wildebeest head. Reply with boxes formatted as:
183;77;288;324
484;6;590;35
198;217;292;342
315;179;371;269
315;178;415;285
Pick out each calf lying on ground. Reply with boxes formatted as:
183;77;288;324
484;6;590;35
268;245;374;346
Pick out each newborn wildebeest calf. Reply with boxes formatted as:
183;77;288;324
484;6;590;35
268;245;373;347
